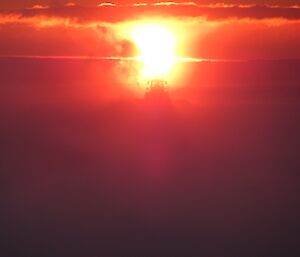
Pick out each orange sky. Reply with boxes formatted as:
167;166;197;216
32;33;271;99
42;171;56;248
0;2;300;59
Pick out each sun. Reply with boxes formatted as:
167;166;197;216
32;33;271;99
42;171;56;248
131;23;177;80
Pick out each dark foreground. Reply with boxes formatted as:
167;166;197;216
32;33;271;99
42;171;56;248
1;58;300;257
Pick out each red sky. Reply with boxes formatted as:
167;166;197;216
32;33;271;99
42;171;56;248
1;1;300;9
0;1;300;59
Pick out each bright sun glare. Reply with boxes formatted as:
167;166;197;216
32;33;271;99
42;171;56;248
131;24;177;80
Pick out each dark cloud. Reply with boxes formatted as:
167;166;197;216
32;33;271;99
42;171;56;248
1;0;300;10
1;4;300;24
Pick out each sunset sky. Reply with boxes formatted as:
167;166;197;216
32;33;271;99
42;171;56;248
1;2;300;257
1;0;300;61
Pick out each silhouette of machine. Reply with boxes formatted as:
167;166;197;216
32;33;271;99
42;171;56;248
143;80;172;119
146;79;167;91
144;80;169;102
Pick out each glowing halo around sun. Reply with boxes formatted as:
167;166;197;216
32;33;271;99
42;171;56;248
130;23;177;81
